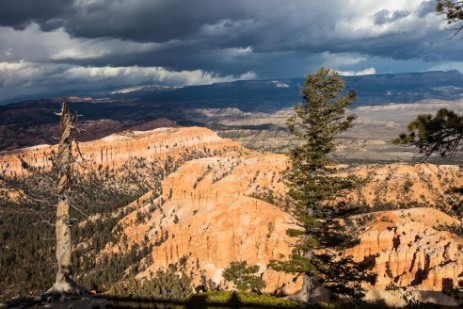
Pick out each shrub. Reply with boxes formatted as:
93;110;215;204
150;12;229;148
176;291;304;308
108;267;192;300
222;261;265;292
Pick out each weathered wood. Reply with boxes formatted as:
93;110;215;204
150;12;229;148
47;100;83;295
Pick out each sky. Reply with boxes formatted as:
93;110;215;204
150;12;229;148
0;0;462;101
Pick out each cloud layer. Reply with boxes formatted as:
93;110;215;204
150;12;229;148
0;0;460;100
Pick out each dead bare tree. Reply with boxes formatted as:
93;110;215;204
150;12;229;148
47;100;84;295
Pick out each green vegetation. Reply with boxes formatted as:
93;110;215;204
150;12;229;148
270;67;374;301
222;261;265;292
394;108;463;159
437;0;463;37
177;291;306;309
176;291;444;308
0;143;224;300
108;268;192;300
0;163;147;299
394;2;463;159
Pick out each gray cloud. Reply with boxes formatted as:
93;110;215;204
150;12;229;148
0;1;444;53
373;10;410;25
0;0;73;30
1;0;462;101
416;0;437;17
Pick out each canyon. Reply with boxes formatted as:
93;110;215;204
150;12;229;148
1;126;463;304
3;71;463;164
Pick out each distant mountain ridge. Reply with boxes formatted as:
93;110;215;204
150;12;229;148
1;70;463;152
2;70;463;109
99;69;463;111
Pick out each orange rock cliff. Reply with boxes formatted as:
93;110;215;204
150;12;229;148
1;126;463;296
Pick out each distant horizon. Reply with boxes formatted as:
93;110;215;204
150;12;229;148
1;68;462;105
2;1;463;103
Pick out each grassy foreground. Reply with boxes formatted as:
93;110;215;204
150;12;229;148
173;291;458;309
175;291;305;308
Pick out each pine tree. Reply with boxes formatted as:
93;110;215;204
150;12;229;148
222;261;266;292
394;108;463;159
436;0;463;37
271;67;373;303
394;2;463;158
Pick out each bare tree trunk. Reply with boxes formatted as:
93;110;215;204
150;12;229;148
287;274;329;304
47;101;83;295
287;250;330;304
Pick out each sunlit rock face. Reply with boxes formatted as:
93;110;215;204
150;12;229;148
0;126;248;176
347;208;463;291
2;126;463;297
128;154;302;294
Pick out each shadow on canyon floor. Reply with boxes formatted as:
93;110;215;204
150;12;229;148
2;293;461;309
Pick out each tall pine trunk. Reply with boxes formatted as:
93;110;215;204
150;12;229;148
47;101;82;295
288;274;329;303
288;251;329;303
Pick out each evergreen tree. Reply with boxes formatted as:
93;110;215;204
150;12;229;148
394;108;463;159
222;261;265;292
436;0;463;37
271;67;373;303
396;1;463;158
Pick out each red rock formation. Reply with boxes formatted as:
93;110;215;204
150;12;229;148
116;155;463;294
0;127;249;177
113;154;300;293
2;126;463;298
346;164;463;210
348;208;463;291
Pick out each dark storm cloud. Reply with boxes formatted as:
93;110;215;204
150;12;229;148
0;0;453;62
2;0;463;101
0;0;73;30
0;2;410;48
67;0;255;43
0;0;253;43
